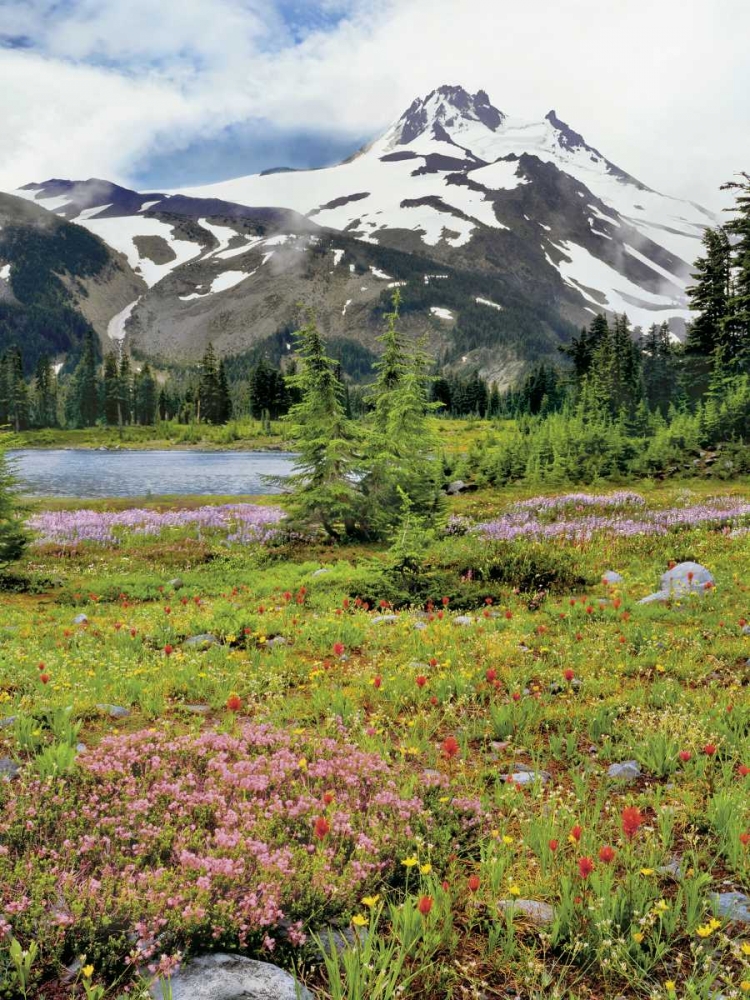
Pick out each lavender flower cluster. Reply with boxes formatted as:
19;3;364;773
474;493;750;542
28;504;285;548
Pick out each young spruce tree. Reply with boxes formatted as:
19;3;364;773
283;312;362;540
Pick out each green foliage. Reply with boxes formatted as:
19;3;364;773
282;312;363;540
0;220;108;371
0;444;28;570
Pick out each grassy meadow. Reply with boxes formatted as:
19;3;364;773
1;480;749;999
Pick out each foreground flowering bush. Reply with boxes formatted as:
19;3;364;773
0;724;425;987
27;503;285;547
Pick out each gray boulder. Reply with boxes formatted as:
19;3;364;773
311;568;330;577
73;613;88;625
453;615;473;626
497;899;555;926
639;561;715;605
445;480;478;495
0;716;16;729
742;624;750;636
501;768;550;786
607;760;641;782
183;634;219;649
372;615;398;625
168;578;184;590
602;571;624;585
149;953;312;1000
96;704;130;719
315;924;368;959
712;891;750;924
0;757;20;780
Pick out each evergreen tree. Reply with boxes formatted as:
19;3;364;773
103;353;120;426
722;171;750;366
65;330;99;427
362;295;444;537
641;323;681;416
0;442;27;570
685;226;733;398
216;361;232;423
135;363;157;425
118;354;133;426
198;343;221;423
283;313;362;540
32;355;57;428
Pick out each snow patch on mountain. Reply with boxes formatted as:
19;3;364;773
78;216;204;287
550;240;692;329
180;270;256;301
430;307;454;321
107;297;140;341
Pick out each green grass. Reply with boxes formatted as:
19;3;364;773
1;483;749;999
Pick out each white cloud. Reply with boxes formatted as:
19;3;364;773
0;0;747;209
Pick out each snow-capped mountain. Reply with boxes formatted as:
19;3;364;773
9;86;716;383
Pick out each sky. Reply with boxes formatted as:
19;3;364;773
0;0;748;209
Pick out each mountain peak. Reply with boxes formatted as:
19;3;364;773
390;85;505;147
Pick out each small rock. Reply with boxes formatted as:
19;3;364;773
413;621;427;630
742;624;750;636
149;953;312;1000
453;615;473;626
168;578;184;590
96;704;130;719
75;743;87;753
266;636;288;647
73;613;88;625
445;480;478;495
639;590;670;605
501;769;550;786
372;615;398;625
658;857;683;879
0;716;16;729
607;760;641;782
602;570;624;585
315;924;368;958
497;898;555;926
0;757;20;780
311;568;330;577
184;705;210;714
183;633;219;648
712;891;750;924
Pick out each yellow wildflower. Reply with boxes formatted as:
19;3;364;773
401;856;419;868
739;981;750;994
420;863;432;875
351;914;368;927
632;931;644;944
297;758;307;771
509;885;521;897
696;924;714;938
640;868;655;876
654;899;669;913
742;942;750;956
665;981;676;992
82;965;94;979
503;835;514;845
361;896;380;908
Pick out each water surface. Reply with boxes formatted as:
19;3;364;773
9;449;296;498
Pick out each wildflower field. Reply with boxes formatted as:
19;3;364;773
1;482;750;1000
